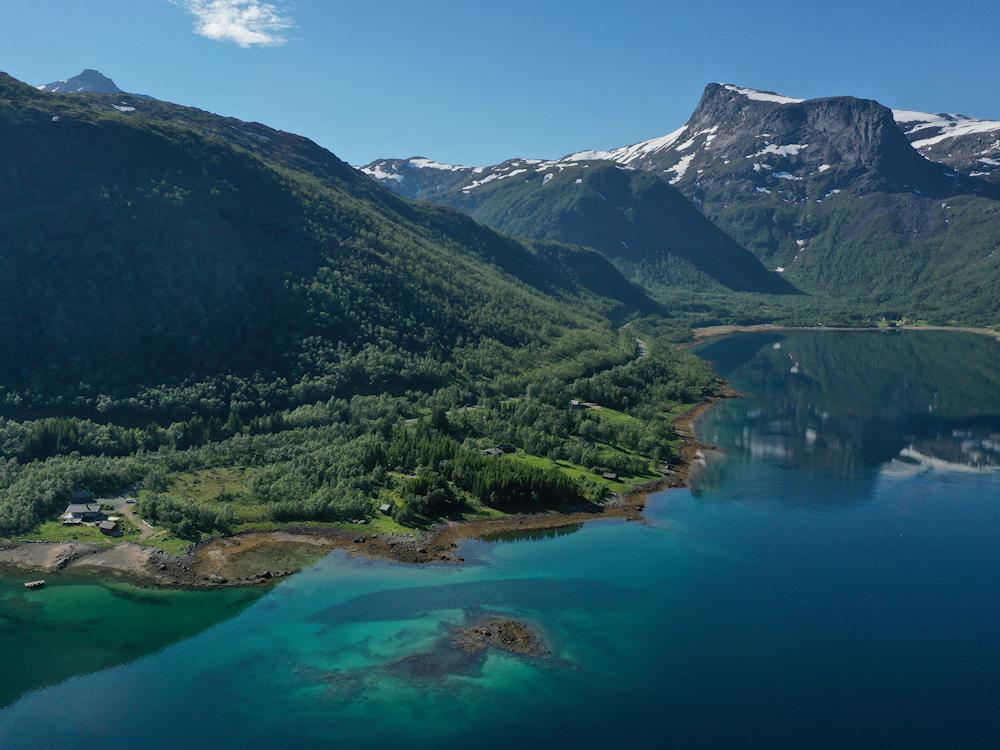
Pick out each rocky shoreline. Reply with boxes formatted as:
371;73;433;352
0;385;736;589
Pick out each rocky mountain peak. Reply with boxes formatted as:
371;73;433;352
37;69;123;94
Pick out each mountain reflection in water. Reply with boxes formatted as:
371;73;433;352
693;331;1000;501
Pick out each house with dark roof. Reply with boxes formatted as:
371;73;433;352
62;503;104;524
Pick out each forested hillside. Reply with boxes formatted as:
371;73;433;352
0;72;706;541
0;72;651;417
363;158;795;295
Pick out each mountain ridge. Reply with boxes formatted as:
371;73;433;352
361;156;795;294
0;70;654;410
363;81;1000;322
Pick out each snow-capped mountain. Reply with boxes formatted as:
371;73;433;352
360;157;596;199
367;83;985;204
360;155;794;294
563;82;960;198
893;110;1000;183
362;82;1000;311
36;69;123;94
558;83;999;303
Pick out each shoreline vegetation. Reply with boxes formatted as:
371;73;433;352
0;324;988;589
0;384;737;589
3;321;991;590
0;324;718;580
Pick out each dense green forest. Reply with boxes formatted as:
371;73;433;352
0;326;714;543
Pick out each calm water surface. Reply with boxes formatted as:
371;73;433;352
2;331;999;749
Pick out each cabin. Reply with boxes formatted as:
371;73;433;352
62;503;104;524
378;503;392;515
601;472;620;481
481;447;504;457
569;399;582;409
98;520;119;536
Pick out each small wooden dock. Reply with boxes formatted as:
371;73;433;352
24;580;46;591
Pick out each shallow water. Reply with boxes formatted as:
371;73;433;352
2;331;999;749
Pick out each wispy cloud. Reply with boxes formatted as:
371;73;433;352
174;0;293;48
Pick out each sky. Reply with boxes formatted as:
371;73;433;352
1;0;998;166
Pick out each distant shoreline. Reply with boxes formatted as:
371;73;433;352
691;323;1000;344
0;385;736;590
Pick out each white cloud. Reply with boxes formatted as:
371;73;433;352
174;0;293;47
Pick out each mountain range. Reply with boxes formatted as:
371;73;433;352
18;68;1000;346
361;156;794;294
364;83;1000;322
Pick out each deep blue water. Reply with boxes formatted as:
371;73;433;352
2;331;999;749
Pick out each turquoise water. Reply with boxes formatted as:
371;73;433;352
2;331;999;749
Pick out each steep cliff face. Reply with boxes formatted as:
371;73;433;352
559;84;1000;311
567;83;958;197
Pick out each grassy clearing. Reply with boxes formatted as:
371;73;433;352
506;450;653;494
589;406;641;426
15;519;138;546
233;515;420;537
167;467;250;504
160;466;270;524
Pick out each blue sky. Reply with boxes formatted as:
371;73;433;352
2;0;998;165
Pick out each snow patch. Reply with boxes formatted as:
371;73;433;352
361;165;404;183
666;153;695;184
893;110;1000;149
409;157;468;172
564;125;687;166
722;84;804;105
749;143;809;158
